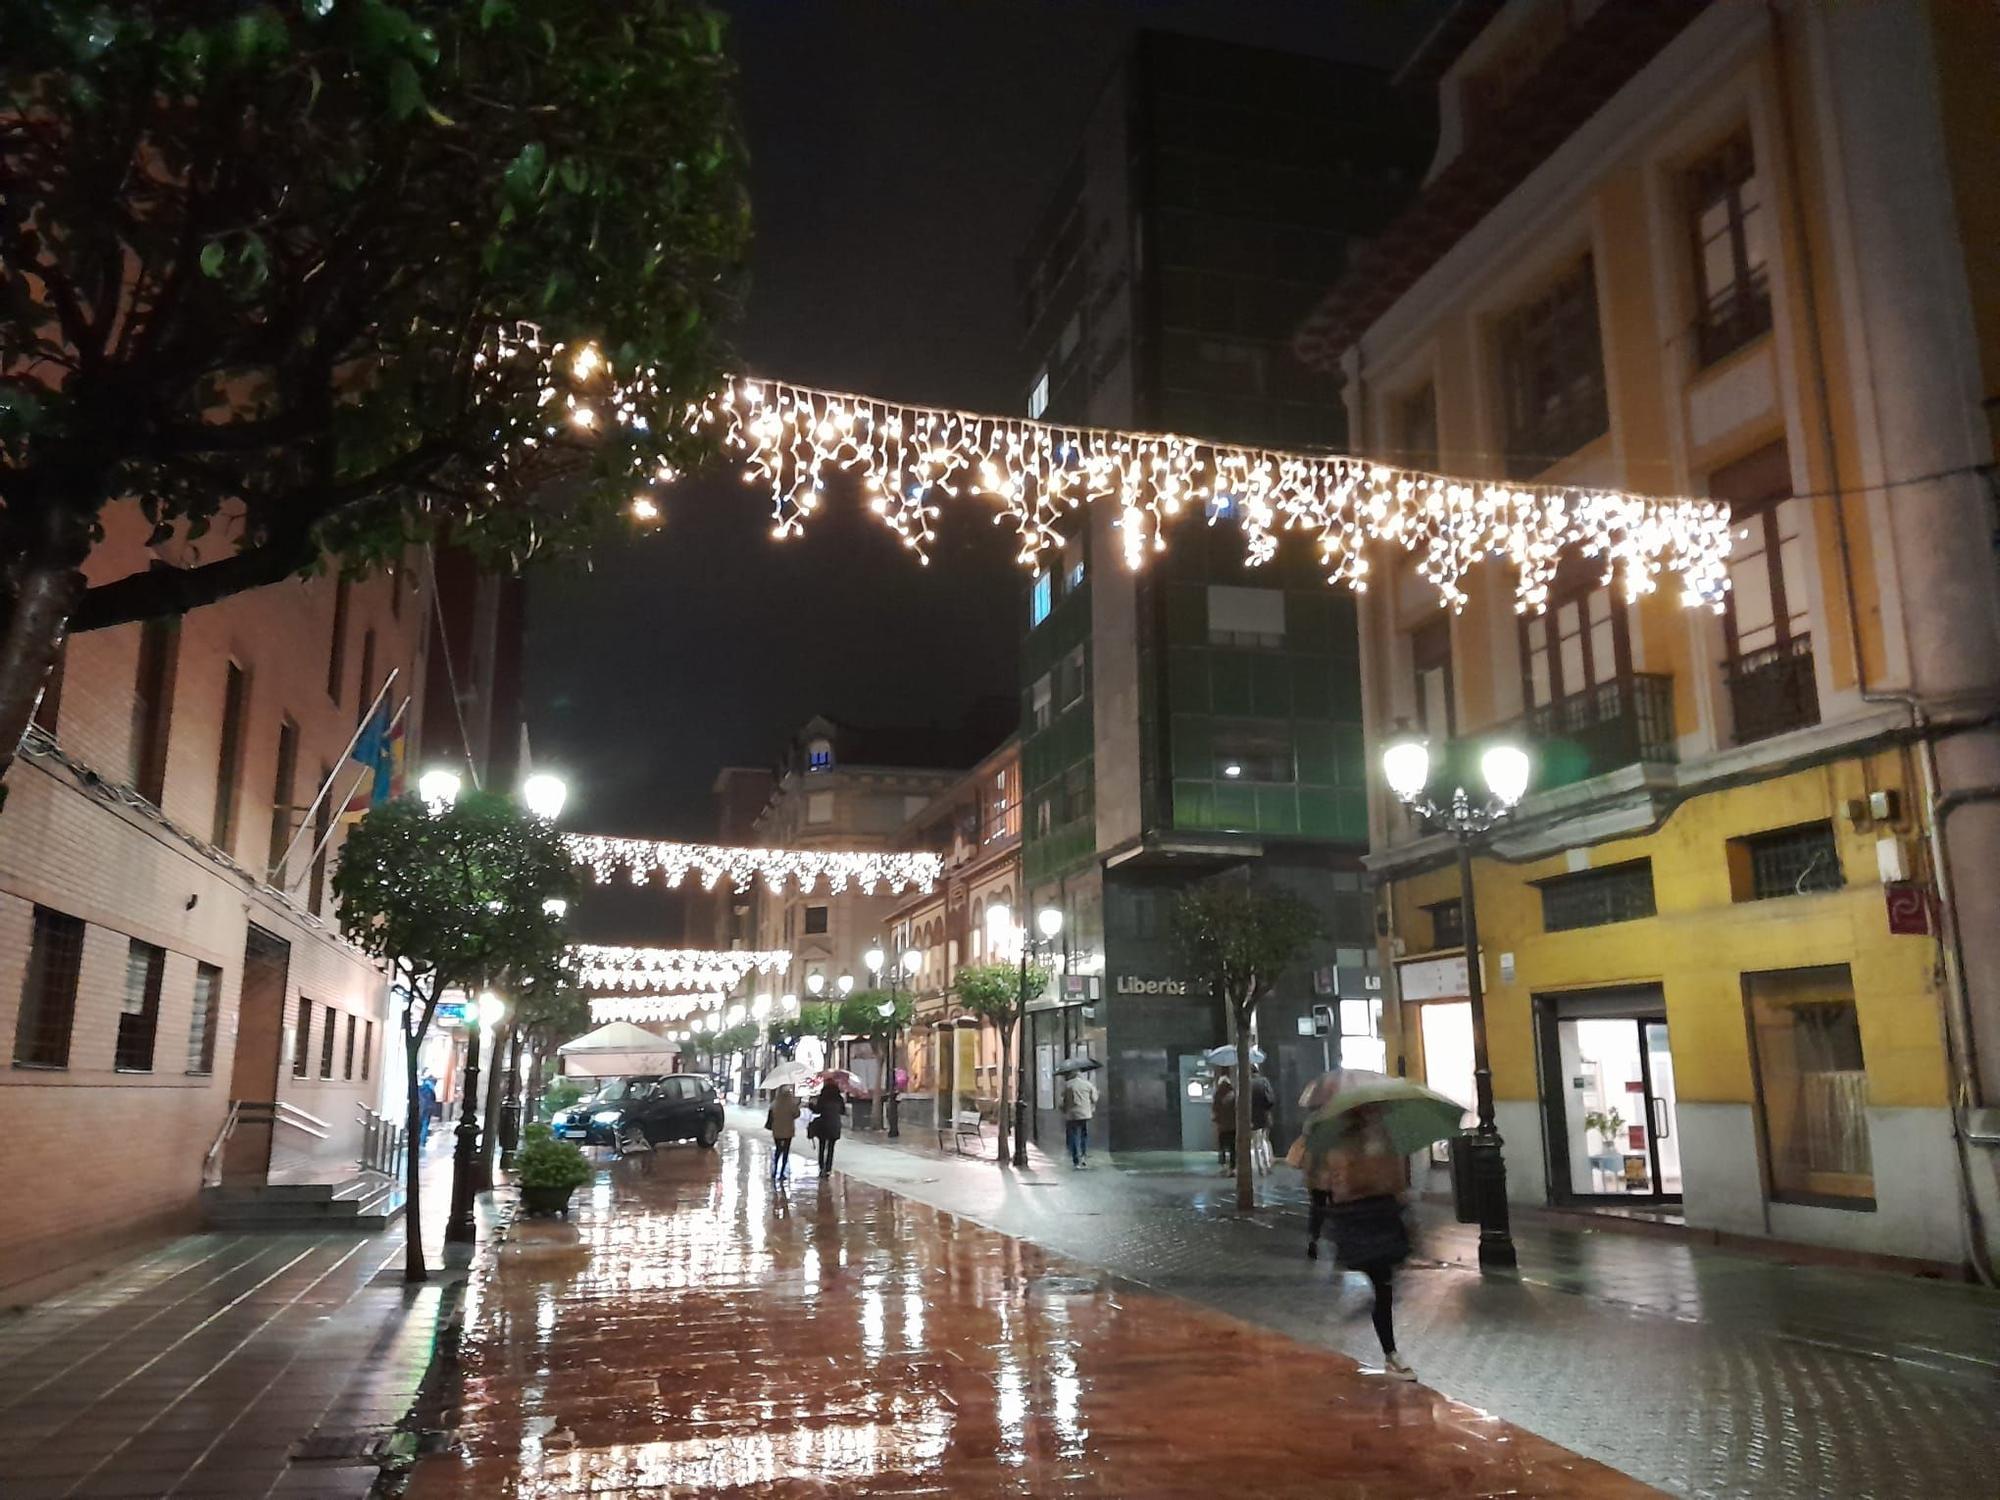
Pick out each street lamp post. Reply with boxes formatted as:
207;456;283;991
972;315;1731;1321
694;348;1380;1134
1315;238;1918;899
1011;906;1064;1168
447;988;505;1245
1381;733;1530;1272
865;944;923;1139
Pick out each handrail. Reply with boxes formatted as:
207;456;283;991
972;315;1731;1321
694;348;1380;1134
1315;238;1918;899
202;1100;245;1187
273;1100;331;1139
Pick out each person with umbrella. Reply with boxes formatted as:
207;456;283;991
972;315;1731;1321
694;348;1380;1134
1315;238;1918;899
1299;1071;1463;1383
766;1084;801;1184
1211;1070;1236;1174
1055;1055;1100;1168
810;1077;847;1176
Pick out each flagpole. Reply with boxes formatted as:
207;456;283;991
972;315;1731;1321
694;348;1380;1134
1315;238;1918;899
276;668;398;878
289;694;412;896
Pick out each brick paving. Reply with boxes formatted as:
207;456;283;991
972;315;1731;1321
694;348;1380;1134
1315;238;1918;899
815;1113;2000;1500
0;1140;468;1499
405;1128;1651;1499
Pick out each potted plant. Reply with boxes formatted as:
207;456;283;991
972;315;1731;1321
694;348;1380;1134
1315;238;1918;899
1585;1108;1625;1155
513;1125;593;1217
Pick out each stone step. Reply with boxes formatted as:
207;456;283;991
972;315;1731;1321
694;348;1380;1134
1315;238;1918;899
201;1172;405;1232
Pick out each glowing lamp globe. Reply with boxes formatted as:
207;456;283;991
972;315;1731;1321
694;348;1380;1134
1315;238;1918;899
418;768;461;812
1037;907;1064;939
1381;738;1431;802
877;999;895;1019
521;772;568;822
836;974;854;996
1481;744;1532;807
863;946;886;975
900;949;922;977
806;973;825;996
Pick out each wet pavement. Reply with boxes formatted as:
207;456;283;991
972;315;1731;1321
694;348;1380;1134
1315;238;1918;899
0;1140;469;1499
406;1129;1651;1499
818;1116;2000;1500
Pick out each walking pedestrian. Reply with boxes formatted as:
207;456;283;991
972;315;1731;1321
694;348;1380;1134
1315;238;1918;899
1249;1070;1276;1176
1211;1071;1237;1174
812;1080;846;1175
1305;1103;1415;1380
767;1085;800;1182
417;1074;438;1149
1059;1069;1099;1167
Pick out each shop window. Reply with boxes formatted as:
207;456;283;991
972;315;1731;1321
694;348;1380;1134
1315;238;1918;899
1412;617;1454;738
14;906;85;1068
1213;725;1292;783
1745;966;1873;1206
187;962;222;1075
1686;131;1771;367
1207;585;1285;649
1422;898;1463;950
1538;860;1656;933
1496;256;1608;479
116;938;166;1072
293;998;313;1078
1732;822;1842;902
803;905;829;936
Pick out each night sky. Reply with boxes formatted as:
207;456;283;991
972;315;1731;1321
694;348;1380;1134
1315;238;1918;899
522;1;1440;906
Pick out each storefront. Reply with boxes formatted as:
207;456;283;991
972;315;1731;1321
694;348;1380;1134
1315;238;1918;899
1534;987;1683;1206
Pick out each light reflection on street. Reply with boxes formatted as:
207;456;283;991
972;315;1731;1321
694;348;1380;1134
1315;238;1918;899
407;1130;1654;1499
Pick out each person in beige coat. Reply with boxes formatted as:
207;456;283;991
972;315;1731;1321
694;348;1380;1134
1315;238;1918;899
767;1085;801;1181
1304;1107;1415;1380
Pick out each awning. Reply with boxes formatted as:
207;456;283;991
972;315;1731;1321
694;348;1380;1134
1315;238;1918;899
557;1021;679;1078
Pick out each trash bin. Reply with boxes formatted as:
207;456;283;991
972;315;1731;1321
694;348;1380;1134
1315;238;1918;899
1447;1132;1480;1223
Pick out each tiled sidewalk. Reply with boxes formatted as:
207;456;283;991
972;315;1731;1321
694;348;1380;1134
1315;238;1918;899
405;1129;1651;1498
815;1114;2000;1499
0;1142;472;1499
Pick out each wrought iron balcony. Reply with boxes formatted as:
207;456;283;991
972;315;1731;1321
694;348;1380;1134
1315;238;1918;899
1725;635;1820;745
1524;673;1677;790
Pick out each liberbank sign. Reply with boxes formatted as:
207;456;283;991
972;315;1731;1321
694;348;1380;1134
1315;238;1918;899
1114;975;1192;996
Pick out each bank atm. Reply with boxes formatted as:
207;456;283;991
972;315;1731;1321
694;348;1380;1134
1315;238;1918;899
1178;1054;1216;1153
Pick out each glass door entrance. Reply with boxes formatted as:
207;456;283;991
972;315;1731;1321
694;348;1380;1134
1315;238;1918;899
1539;998;1682;1204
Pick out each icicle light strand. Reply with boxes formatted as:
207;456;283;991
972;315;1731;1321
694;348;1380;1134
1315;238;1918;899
569;834;942;896
575;946;790;993
588;994;726;1024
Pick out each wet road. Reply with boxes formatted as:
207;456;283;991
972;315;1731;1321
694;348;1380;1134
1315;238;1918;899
407;1131;1649;1498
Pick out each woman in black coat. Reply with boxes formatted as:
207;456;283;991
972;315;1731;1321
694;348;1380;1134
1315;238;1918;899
812;1081;847;1174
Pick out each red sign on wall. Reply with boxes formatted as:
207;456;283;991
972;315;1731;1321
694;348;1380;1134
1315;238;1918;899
1885;882;1931;936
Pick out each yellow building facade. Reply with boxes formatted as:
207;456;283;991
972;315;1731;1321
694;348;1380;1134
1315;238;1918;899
1308;0;2000;1266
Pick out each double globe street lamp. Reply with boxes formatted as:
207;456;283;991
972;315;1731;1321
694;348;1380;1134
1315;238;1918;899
863;943;923;1138
1380;731;1529;1271
986;903;1064;1168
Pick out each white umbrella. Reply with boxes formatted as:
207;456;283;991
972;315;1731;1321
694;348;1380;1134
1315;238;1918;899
759;1060;811;1092
1205;1044;1265;1068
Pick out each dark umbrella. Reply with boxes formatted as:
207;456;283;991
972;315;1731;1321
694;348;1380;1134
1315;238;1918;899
1053;1055;1102;1076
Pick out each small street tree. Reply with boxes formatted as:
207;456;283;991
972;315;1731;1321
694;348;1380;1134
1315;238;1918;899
954;961;1048;1167
511;972;591;1122
1173;877;1321;1211
796;1000;842;1072
334;789;578;1282
847;989;912;1129
0;0;748;788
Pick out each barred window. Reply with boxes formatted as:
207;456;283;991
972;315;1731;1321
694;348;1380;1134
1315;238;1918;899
14;907;85;1068
1737;822;1843;901
116;939;166;1072
1422;899;1464;950
1539;861;1656;933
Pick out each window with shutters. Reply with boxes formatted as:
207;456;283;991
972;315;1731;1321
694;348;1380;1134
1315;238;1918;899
187;963;222;1075
115;939;167;1072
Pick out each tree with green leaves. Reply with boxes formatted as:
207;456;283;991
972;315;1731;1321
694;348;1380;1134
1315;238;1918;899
0;0;748;786
954;961;1048;1167
1173;877;1322;1211
847;989;911;1128
796;999;841;1069
333;788;578;1281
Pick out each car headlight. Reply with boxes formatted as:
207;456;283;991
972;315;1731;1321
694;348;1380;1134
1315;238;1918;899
591;1109;623;1123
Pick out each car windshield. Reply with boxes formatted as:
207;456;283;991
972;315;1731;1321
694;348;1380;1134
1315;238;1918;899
591;1078;642;1104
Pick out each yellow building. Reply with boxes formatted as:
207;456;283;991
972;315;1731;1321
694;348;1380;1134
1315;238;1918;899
1298;0;2000;1266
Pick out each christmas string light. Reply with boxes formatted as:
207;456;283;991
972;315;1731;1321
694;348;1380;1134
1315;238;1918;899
575;945;790;993
588;993;727;1025
694;378;1733;614
568;834;942;895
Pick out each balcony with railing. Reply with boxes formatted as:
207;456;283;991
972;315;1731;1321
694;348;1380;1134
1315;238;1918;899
1725;635;1820;745
1523;673;1678;791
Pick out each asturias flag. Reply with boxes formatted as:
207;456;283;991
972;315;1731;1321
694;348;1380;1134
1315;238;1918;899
349;699;396;810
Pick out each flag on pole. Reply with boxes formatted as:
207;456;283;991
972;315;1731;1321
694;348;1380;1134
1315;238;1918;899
348;698;395;811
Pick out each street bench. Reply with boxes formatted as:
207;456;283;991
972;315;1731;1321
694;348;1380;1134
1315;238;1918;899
939;1110;987;1155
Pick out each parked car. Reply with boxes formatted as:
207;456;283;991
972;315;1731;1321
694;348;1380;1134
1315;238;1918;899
551;1078;632;1142
574;1074;724;1151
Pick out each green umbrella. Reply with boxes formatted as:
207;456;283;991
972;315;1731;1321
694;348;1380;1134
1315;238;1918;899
1302;1077;1468;1158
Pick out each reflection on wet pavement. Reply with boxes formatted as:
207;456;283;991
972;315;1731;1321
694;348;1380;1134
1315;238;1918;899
407;1133;1653;1497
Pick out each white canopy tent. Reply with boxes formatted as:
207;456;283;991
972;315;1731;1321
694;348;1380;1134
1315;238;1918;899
557;1021;681;1079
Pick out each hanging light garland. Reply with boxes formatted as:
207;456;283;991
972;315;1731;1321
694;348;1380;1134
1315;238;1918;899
568;834;942;895
588;993;726;1025
485;324;1732;614
693;378;1734;614
575;945;790;993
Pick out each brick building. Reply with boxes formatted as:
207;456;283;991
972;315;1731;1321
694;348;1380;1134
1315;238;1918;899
0;502;433;1290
